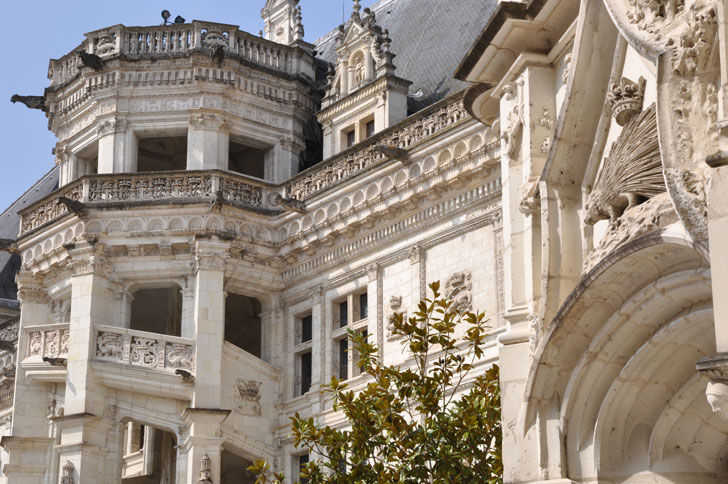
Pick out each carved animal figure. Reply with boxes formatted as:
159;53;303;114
211;46;225;67
274;195;306;213
10;95;45;110
585;104;664;225
78;51;105;71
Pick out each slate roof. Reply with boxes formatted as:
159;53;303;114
314;0;497;109
0;167;59;300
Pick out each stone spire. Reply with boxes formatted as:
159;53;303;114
293;5;304;42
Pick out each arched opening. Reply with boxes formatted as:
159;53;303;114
225;293;262;358
121;421;177;483
221;449;256;484
228;136;270;180
130;286;182;337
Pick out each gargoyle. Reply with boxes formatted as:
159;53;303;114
79;51;105;71
175;369;195;383
43;357;67;367
10;95;45;111
375;145;409;162
274;195;306;214
211;46;225;67
0;239;17;254
58;197;87;217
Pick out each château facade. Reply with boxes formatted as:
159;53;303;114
0;0;727;483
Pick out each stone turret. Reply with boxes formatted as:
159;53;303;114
317;0;412;158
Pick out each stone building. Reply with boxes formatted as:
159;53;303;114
1;0;727;483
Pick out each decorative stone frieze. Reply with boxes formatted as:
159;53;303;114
25;325;70;360
189;112;231;132
585;104;664;225
444;271;473;312
94;325;195;372
234;379;262;416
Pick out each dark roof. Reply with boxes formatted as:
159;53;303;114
315;0;497;109
0;167;59;300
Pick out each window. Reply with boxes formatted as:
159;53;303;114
339;300;349;328
365;119;375;139
299;351;312;396
346;129;356;148
333;289;369;381
137;135;187;172
298;454;310;484
301;314;312;343
228;138;269;179
339;339;348;381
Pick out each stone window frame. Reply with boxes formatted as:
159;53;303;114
331;287;369;382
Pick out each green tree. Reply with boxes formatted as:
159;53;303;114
250;281;502;484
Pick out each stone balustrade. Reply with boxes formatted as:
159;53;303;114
18;171;275;237
94;325;195;373
50;21;304;87
24;324;70;360
0;387;13;410
284;92;471;201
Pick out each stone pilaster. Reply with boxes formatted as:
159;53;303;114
178;408;230;484
187;111;230;171
97;116;130;174
191;237;230;408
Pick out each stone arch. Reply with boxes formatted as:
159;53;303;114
62;228;75;244
469;133;483;151
288;220;301;236
393;169;408;187
127;219;144;233
438;149;452;166
187;217;204;231
52;233;63;250
339;196;352;213
107;220;124;233
352;190;366;207
147;218;164;232
380;176;394;194
207;216;223;231
313;209;326;225
326;202;339;219
73;222;85;238
453;141;467;159
42;240;53;255
423;156;437;173
524;230;727;482
365;183;380;200
168;217;185;231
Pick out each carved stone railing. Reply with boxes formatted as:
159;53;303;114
284;92;470;201
0;386;13;411
94;325;195;373
50;21;303;87
24;324;70;360
18;170;275;237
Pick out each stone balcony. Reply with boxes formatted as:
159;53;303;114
20;323;69;382
92;325;196;400
49;20;314;89
18;170;280;237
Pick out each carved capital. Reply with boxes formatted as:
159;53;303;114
189;112;230;131
96;117;127;137
408;245;421;264
54;143;70;166
70;256;112;278
17;287;50;304
367;263;379;282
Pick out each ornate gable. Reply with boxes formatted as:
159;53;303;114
261;0;303;45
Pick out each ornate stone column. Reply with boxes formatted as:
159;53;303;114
187;111;231;171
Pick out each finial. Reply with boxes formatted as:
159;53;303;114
293;5;304;42
351;0;361;20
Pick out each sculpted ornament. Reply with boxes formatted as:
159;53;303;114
602;0;718;244
608;77;646;126
234;379;262;416
585;104;664;225
444;271;473;312
386;295;405;340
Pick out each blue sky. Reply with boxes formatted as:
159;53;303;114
0;0;378;211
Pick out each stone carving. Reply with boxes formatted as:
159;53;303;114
386;295;406;340
198;454;213;483
130;337;160;367
166;343;195;371
95;328;195;373
585;104;664;225
234;379;262;416
540;137;551;154
583;193;676;273
670;8;716;77
444;271;473;312
96;332;123;359
561;53;572;84
27;328;70;359
61;460;75;484
608;77;646;126
19;184;82;235
501;82;523;158
0;320;19;344
625;0;685;32
538;108;553;129
706;381;728;420
96;117;127;137
10;94;45;111
95;31;116;56
519;180;541;215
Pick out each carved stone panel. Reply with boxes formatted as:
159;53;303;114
444;271;473;312
235;379;262;416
